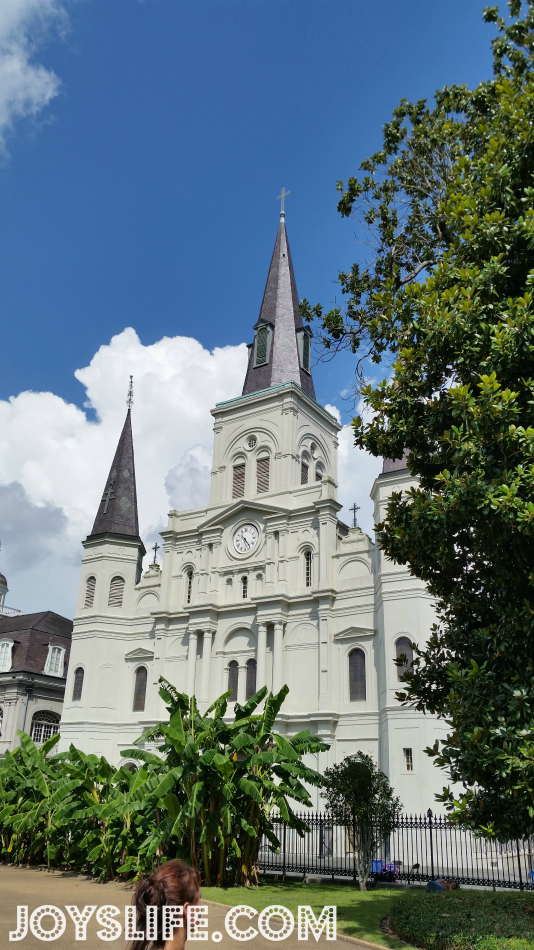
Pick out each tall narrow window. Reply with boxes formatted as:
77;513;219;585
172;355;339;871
315;464;324;482
0;641;12;673
232;463;246;498
242;575;248;599
30;712;60;746
84;576;96;608
404;748;413;772
255;325;268;365
302;332;310;371
349;648;366;701
304;550;312;587
108;576;125;607
186;570;193;605
72;667;84;702
396;637;414;680
301;462;309;485
246;658;257;700
133;666;147;712
256;456;270;493
228;660;238;702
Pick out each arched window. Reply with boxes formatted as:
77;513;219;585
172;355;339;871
108;576;125;608
246;658;257;700
349;648;366;701
186;570;193;605
315;464;324;482
30;711;60;747
133;666;147;712
242;575;248;599
301;460;309;485
228;660;238;702
72;667;84;702
304;550;312;588
232;463;246;498
396;637;414;680
84;576;96;608
256;456;270;493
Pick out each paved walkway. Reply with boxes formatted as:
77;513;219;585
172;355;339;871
0;865;387;950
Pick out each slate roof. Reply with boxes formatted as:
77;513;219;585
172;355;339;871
0;611;72;677
242;215;315;398
89;409;141;540
382;451;409;474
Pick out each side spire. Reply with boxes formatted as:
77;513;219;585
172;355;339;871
242;195;315;398
88;380;141;539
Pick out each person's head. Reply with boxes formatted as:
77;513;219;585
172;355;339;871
130;859;201;950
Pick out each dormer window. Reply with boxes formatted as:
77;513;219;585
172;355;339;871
296;327;313;373
0;639;13;673
253;323;273;367
44;644;65;677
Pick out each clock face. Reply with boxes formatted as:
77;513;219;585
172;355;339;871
233;523;259;555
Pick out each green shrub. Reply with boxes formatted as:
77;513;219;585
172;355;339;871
391;890;534;949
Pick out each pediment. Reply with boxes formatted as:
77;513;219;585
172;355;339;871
334;625;376;641
199;499;285;530
124;648;155;661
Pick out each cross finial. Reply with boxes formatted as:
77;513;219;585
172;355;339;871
126;375;134;411
152;542;160;565
349;502;360;528
276;186;291;216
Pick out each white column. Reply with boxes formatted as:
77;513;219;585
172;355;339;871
200;629;212;702
186;630;198;697
273;621;284;694
237;663;247;706
256;622;268;690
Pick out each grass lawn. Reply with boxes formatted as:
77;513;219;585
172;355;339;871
202;879;416;949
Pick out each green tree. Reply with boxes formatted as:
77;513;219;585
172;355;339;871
300;1;534;839
122;679;328;886
322;754;401;890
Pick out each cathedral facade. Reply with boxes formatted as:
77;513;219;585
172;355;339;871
59;211;448;812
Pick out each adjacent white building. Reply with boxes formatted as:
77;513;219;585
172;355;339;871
59;210;448;810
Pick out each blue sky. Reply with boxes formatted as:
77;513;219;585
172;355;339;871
2;0;493;414
0;0;498;614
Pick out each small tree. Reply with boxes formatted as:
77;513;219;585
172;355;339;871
322;754;401;890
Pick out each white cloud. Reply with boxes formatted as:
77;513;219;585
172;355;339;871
325;403;382;537
0;331;382;617
0;0;67;152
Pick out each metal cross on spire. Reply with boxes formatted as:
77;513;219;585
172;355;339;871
276;186;291;215
126;375;134;411
152;542;160;565
349;502;360;528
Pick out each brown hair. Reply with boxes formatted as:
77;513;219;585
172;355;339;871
130;860;201;950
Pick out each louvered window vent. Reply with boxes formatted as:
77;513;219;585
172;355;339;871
256;326;268;365
257;456;270;493
108;576;125;607
232;463;246;498
84;576;96;607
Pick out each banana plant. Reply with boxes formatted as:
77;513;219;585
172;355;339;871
122;678;328;886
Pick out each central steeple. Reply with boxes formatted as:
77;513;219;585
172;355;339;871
242;203;315;398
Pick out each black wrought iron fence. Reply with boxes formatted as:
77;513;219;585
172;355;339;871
258;810;534;890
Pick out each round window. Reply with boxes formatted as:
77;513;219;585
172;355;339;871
247;436;257;449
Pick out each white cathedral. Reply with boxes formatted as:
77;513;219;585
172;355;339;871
60;209;448;812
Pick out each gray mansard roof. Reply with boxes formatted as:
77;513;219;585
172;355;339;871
242;215;315;399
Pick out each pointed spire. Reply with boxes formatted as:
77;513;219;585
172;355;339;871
242;202;315;399
88;386;141;540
